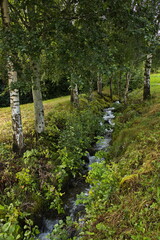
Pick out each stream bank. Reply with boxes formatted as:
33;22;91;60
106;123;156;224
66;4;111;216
38;104;117;240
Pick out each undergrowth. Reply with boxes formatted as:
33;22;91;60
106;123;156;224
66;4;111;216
74;85;160;239
0;93;110;239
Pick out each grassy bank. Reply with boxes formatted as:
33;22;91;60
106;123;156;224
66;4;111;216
76;73;160;240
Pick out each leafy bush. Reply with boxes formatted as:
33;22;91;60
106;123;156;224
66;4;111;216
0;94;110;236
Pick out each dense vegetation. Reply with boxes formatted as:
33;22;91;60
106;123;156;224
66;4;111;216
0;92;112;239
0;0;160;239
0;73;160;239
73;73;160;240
36;73;159;240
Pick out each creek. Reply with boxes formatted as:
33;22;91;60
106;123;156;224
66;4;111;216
37;105;117;240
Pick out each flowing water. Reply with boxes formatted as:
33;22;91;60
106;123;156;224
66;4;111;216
37;105;116;240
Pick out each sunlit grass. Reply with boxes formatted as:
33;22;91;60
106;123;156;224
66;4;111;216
0;95;70;143
150;73;160;84
150;73;160;95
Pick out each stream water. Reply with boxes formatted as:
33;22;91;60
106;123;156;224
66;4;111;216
37;105;116;240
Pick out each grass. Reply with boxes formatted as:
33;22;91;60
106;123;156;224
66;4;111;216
0;73;159;143
0;95;70;143
150;73;160;95
0;74;160;239
81;73;160;239
150;73;160;84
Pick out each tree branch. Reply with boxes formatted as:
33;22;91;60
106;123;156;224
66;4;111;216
8;2;29;30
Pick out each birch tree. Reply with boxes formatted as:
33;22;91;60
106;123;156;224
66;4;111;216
70;84;79;107
143;54;152;100
31;59;45;134
26;3;45;135
7;0;45;135
0;0;23;153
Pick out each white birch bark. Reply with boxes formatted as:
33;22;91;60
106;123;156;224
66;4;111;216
70;84;79;107
8;60;24;152
1;0;24;152
31;60;45;134
143;54;152;100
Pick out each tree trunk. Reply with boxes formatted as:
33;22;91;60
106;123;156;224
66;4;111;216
8;60;24;152
31;60;45;135
109;77;113;100
143;54;152;100
124;72;131;104
0;0;24;153
117;71;122;101
70;84;79;107
0;0;10;26
97;74;102;95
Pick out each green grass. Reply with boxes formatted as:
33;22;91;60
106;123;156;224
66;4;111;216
150;73;160;84
0;73;160;143
150;73;160;94
0;75;160;239
80;73;160;240
0;95;70;143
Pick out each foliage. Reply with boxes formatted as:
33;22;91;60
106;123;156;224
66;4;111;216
76;161;119;216
48;216;76;240
0;203;39;240
0;0;159;236
0;93;109;236
75;74;160;239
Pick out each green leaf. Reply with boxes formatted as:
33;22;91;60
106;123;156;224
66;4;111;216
24;230;31;237
85;231;95;235
0;205;5;210
6;236;14;240
16;234;21;240
2;222;11;232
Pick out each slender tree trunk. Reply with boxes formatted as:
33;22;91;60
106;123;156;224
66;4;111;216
117;71;122;101
109;77;113;100
25;4;45;135
31;60;45;134
97;74;102;95
8;60;24;152
124;72;131;104
70;84;79;107
0;0;24;153
143;54;152;100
